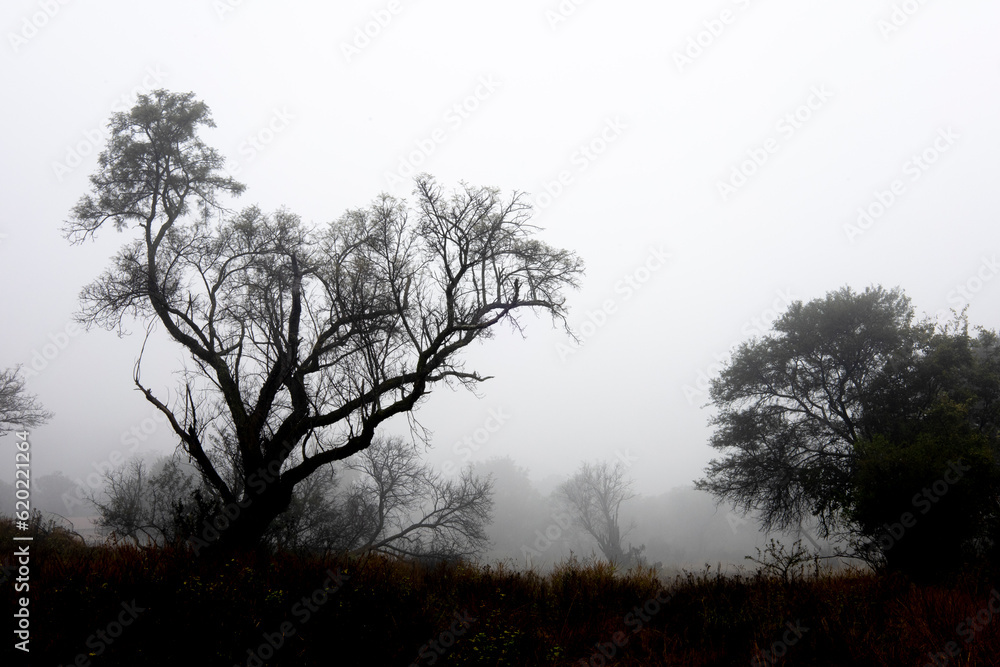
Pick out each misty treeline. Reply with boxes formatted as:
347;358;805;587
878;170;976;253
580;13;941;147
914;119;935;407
5;86;1000;580
20;282;998;580
2;457;781;572
0;87;818;572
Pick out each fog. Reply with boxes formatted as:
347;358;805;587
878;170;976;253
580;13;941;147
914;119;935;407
2;1;999;565
1;456;826;573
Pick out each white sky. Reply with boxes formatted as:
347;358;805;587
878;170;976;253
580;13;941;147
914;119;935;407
2;1;1000;496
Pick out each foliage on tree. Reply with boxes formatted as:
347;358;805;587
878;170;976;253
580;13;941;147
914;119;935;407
558;460;644;567
0;366;52;437
65;89;582;551
847;399;999;576
698;285;1000;576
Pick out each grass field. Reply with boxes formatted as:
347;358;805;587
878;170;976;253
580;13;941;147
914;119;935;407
3;516;999;666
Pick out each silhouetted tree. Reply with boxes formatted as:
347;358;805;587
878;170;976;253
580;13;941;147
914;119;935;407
847;398;999;576
65;89;583;552
698;285;1000;576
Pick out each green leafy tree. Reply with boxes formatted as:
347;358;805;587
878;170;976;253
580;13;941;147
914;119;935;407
698;285;1000;575
848;399;999;576
65;89;582;552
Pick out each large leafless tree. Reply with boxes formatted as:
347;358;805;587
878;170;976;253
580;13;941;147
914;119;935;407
64;90;582;552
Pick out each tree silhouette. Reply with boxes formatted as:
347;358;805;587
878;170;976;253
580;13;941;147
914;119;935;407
65;89;582;552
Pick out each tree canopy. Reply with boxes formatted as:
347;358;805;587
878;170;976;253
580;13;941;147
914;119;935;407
698;285;1000;575
65;89;583;552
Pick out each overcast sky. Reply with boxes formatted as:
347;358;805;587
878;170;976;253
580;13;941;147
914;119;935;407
2;1;999;499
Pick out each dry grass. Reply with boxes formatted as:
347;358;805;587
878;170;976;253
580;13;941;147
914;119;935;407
3;516;999;665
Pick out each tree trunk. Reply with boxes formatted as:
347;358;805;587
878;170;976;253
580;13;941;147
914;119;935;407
192;481;295;558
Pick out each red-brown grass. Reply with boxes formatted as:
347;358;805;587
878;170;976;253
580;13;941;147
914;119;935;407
3;516;999;666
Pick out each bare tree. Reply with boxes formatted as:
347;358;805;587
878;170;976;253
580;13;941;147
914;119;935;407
558;460;644;566
64;90;583;552
0;366;52;437
89;455;203;545
93;438;493;559
340;436;493;560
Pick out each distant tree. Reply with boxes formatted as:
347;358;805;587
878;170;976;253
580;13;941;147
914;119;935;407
30;472;78;517
64;89;583;552
93;437;494;559
0;366;52;437
698;285;1000;576
558;460;644;567
472;457;562;565
333;436;493;560
89;456;202;545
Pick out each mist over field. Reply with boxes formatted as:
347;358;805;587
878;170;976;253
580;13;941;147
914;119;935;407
3;2;1000;664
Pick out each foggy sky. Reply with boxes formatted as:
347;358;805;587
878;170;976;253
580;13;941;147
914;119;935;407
2;1;999;500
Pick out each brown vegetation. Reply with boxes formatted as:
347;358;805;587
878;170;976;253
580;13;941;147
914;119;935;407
3;515;1000;665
